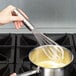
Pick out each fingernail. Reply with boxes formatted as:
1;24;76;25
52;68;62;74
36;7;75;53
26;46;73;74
13;73;16;75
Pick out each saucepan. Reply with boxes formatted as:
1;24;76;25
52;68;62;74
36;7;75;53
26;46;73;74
17;45;74;76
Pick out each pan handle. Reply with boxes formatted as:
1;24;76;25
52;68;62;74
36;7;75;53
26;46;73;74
17;68;39;76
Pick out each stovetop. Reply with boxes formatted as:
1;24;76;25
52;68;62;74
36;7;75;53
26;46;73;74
0;33;76;76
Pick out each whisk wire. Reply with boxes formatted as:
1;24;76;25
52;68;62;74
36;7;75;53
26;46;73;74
14;9;64;61
33;31;64;60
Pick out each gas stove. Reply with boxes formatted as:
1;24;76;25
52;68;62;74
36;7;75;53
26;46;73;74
0;33;76;76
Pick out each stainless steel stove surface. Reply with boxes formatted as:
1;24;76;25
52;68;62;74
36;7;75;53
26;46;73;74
0;33;76;76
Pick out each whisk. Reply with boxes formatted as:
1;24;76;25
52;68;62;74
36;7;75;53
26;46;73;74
14;8;64;60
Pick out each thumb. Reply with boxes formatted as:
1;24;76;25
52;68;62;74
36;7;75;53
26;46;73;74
11;16;23;21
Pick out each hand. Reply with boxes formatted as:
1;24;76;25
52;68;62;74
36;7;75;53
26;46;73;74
10;73;16;76
0;5;28;29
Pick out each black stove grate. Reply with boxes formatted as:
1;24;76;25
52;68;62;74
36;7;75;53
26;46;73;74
0;63;14;76
0;34;15;63
0;33;76;76
45;34;74;46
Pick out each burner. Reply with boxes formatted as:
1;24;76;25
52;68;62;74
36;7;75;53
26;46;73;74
17;34;38;46
16;34;38;63
16;46;36;63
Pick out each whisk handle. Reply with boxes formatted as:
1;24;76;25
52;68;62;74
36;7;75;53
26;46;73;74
14;8;34;31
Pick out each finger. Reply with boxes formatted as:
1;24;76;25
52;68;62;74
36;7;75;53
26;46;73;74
10;73;16;76
7;5;16;12
18;9;29;19
14;21;19;29
11;16;23;22
17;21;22;29
19;21;23;27
14;21;22;29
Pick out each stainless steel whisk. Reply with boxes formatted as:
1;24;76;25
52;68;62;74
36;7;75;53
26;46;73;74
14;8;64;60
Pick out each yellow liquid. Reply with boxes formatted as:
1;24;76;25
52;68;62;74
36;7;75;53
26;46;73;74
37;61;65;68
29;45;73;68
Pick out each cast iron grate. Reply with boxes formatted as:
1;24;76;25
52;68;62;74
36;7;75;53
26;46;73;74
0;63;14;76
45;34;74;46
0;34;15;63
17;34;38;46
0;33;75;76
